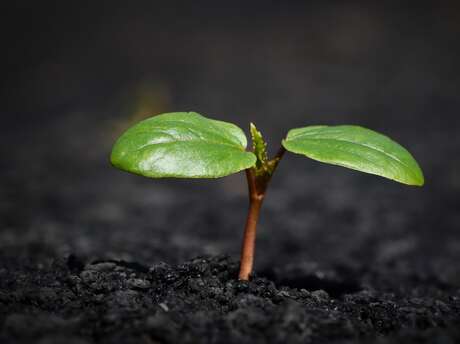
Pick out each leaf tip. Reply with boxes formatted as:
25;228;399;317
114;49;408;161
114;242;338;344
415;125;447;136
407;160;425;187
414;171;425;187
109;142;121;168
396;165;424;187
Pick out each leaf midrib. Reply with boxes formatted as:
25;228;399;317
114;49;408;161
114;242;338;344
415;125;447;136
150;118;245;148
124;128;246;153
131;138;250;155
286;136;418;178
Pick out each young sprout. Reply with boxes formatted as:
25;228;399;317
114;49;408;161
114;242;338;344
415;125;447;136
111;112;424;280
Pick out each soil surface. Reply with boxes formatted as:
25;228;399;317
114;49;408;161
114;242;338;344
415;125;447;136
1;255;459;344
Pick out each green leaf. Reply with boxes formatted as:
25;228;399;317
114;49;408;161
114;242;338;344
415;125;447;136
282;125;424;186
111;112;256;178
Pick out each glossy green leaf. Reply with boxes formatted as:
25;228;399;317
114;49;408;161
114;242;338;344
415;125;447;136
282;125;424;186
111;112;256;178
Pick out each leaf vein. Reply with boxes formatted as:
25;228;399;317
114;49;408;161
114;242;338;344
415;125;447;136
290;137;413;172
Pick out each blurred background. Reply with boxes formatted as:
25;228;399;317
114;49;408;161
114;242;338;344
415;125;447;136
1;1;459;283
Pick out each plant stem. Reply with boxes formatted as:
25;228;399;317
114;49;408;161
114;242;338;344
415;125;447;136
238;146;285;280
273;146;286;164
238;169;264;280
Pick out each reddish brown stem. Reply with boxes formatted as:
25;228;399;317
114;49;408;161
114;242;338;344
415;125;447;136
238;146;286;280
238;170;264;280
273;146;286;163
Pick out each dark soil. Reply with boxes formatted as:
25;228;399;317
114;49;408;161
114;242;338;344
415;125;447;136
1;254;459;344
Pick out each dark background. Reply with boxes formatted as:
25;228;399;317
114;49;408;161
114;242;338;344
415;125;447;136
1;1;459;280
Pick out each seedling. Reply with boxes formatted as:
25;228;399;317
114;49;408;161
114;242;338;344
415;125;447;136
111;112;424;280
